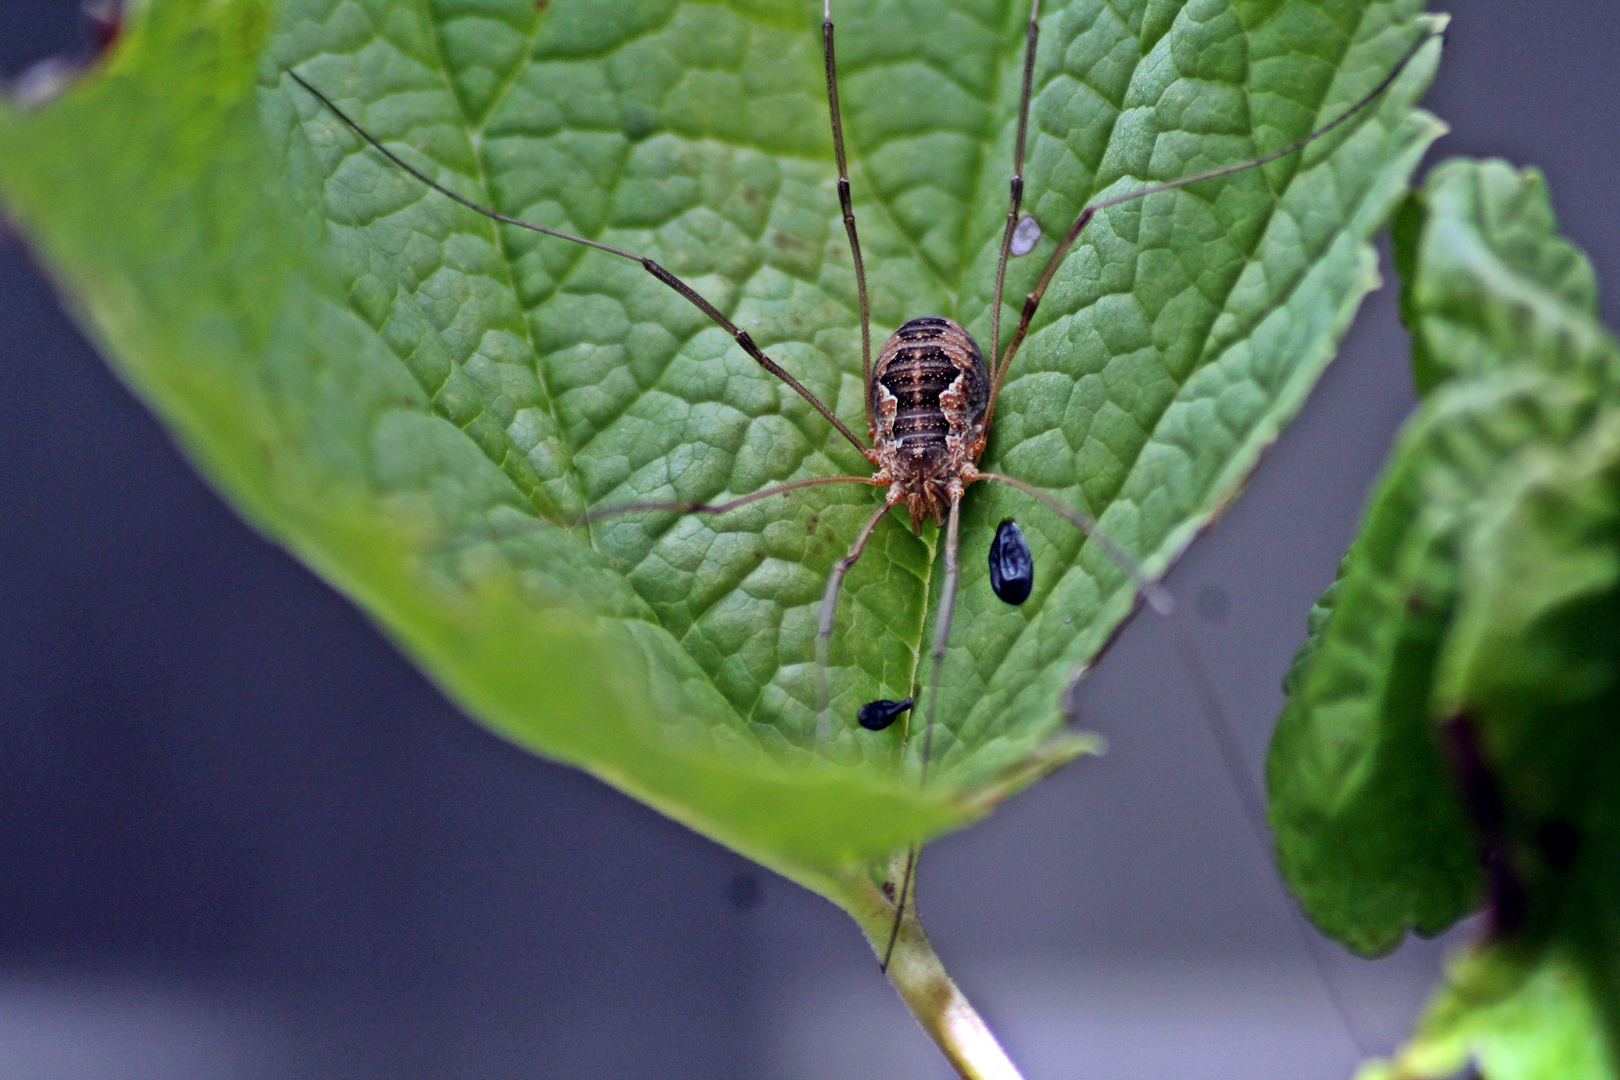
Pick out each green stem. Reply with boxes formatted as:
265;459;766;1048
834;869;1026;1080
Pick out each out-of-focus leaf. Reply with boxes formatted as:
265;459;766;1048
1276;155;1620;1071
1357;944;1614;1080
1268;368;1601;954
1432;408;1620;1057
1436;410;1620;823
1393;158;1618;397
1281;569;1346;698
1271;156;1620;954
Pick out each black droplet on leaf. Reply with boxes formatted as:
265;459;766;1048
989;519;1034;605
857;697;914;731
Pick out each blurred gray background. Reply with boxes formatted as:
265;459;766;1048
1;2;1616;1078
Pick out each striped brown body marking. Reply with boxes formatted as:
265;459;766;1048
867;316;990;531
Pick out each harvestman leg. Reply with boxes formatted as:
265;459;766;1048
919;492;964;783
987;0;1041;369
585;474;881;523
803;0;916;735
823;0;875;427
976;471;1172;614
983;26;1442;425
594;469;892;739
815;489;904;735
880;488;962;970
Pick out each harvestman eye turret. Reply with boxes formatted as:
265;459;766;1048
287;0;1439;973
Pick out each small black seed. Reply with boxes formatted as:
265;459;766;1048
858;697;914;731
989;519;1034;605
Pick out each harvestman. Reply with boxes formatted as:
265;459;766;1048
288;0;1437;971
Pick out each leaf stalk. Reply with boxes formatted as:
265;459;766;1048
835;872;1025;1080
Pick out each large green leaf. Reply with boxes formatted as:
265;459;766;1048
1270;158;1620;955
0;0;1441;891
1268;367;1603;954
1359;471;1620;1074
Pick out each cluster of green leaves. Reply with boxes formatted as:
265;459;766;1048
0;0;1440;904
1269;158;1620;1079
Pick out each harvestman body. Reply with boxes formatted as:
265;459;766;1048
288;0;1436;970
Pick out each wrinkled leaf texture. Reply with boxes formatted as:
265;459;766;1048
0;0;1441;891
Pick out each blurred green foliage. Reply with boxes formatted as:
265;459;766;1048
1273;158;1620;1078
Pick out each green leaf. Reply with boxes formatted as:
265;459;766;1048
1436;408;1620;822
1357;944;1616;1080
1268;367;1603;954
0;0;1441;890
1281;558;1346;698
1394;157;1620;397
1270;157;1620;955
1432;407;1620;1058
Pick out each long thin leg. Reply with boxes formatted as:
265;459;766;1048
988;0;1041;369
286;69;872;458
584;473;881;523
880;844;917;972
1165;621;1370;1054
815;490;902;733
919;491;963;785
982;26;1441;426
822;0;874;430
880;489;962;971
976;470;1172;616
